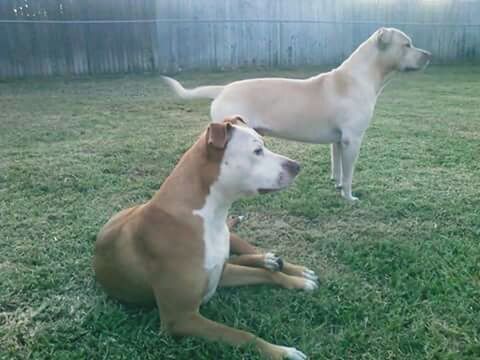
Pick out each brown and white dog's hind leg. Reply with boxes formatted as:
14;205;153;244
229;233;284;271
229;233;318;282
163;310;307;360
220;263;317;291
155;267;309;360
228;218;280;270
228;252;285;272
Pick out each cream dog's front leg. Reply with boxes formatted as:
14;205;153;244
340;133;363;202
330;142;343;189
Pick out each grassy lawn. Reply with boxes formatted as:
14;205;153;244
1;65;479;359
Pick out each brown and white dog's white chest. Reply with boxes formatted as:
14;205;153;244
193;196;230;303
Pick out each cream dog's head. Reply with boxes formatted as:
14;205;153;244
375;27;431;72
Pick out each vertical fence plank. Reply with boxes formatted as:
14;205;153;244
0;0;479;78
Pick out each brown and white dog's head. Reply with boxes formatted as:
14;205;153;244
206;116;300;199
375;27;431;72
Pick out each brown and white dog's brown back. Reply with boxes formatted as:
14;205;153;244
94;117;317;359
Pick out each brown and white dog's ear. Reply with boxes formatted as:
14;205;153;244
223;115;266;136
223;115;247;126
377;27;393;50
206;122;233;149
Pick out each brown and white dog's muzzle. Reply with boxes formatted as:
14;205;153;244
258;160;301;194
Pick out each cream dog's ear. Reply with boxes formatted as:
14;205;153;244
377;27;393;50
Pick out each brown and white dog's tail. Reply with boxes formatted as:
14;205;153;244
162;76;224;100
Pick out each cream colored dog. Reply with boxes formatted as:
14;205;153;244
164;28;431;201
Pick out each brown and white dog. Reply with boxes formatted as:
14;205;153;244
94;117;318;360
163;27;431;202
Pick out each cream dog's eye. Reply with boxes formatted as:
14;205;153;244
405;43;411;48
254;148;264;156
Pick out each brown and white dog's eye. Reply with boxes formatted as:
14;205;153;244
254;148;264;156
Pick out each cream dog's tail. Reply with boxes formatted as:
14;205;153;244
162;76;224;100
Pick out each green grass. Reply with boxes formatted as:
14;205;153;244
1;65;479;360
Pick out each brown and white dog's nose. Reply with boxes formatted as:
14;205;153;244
282;160;301;176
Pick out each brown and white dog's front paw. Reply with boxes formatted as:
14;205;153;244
302;277;319;292
285;274;319;292
266;344;307;360
276;345;308;360
302;268;318;282
282;263;319;282
264;252;283;271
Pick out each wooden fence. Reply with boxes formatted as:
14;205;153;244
1;0;479;78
